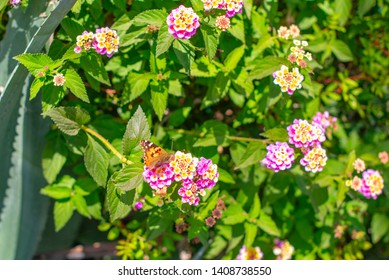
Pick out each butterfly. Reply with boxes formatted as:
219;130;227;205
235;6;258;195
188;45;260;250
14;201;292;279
140;140;174;168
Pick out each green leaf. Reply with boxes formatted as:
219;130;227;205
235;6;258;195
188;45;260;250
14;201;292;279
64;68;89;103
358;0;376;17
257;212;280;237
260;127;289;142
201;25;219;60
84;135;109;186
198;191;220;220
132;9;168;27
29;77;45;100
194;120;229;147
173;40;195;73
61;17;84;40
42;133;68;184
44;106;90;136
202;71;230;108
223;204;246;225
41;84;66;114
334;0;352;26
80;52;111;86
235;142;266;169
71;193;91;218
188;217;209;244
224;45;245;72
371;213;389;244
14;53;53;76
345;150;356;175
54;200;74;232
156;23;174;57
217;167;236;184
40;186;72;200
106;176;134;222
122;72;152;103
168;107;192;127
248;56;285;81
111;13;132;31
228;16;245;43
150;82;168;121
331;40;353;62
248;195;261;219
122;106;150;155
244;222;258;247
113;163;144;192
190;0;204;12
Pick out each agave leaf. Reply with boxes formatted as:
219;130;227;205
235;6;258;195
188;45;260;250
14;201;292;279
0;0;78;259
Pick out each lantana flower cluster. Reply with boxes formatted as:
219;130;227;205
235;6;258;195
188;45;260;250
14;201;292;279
262;112;336;173
236;245;263;260
346;157;385;199
273;239;294;260
273;28;313;95
277;24;300;39
143;151;219;206
166;5;200;39
9;0;21;7
74;27;119;58
288;40;312;69
202;0;244;18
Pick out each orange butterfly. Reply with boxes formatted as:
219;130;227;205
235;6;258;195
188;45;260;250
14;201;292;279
140;140;174;168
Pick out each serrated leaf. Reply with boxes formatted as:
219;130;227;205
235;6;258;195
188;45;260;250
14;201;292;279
244;222;258;247
113;163;144;192
80;52;111;86
190;0;204;12
106;176;134;222
150;82;168;121
29;77;45;100
40;186;72;200
223;204;246;225
156;23;174;57
201;25;219;60
228;16;245;43
248;56;285;81
54;200;74;232
61;17;84;40
111;13;133;31
122;72;152;103
198;191;220;220
358;0;376;17
64;68;89;102
72;193;91;218
261;127;288;142
331;40;353;62
14;53;53;76
257;212;280;236
84;135;109;186
248;194;261;219
224;45;245;72
122;106;150;155
371;213;389;244
173;40;195;73
132;9;168;27
41;84;66;114
334;0;352;26
42;133;68;184
44;106;90;136
235;142;266;169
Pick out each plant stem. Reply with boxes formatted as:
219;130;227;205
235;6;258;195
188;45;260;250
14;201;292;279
81;125;133;165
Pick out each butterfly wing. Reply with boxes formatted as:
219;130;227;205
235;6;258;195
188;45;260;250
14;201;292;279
140;140;173;168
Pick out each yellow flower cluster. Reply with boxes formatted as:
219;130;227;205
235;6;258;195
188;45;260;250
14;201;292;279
288;40;312;68
169;151;198;181
273;65;304;95
94;27;120;57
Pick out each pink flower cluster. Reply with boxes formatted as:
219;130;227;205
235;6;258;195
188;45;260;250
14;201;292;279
202;0;244;18
9;0;21;7
287;119;325;148
261;142;295;172
236;245;263;260
346;169;384;200
74;27;119;58
142;151;219;206
167;5;200;40
273;239;294;260
312;111;337;131
263;113;335;173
